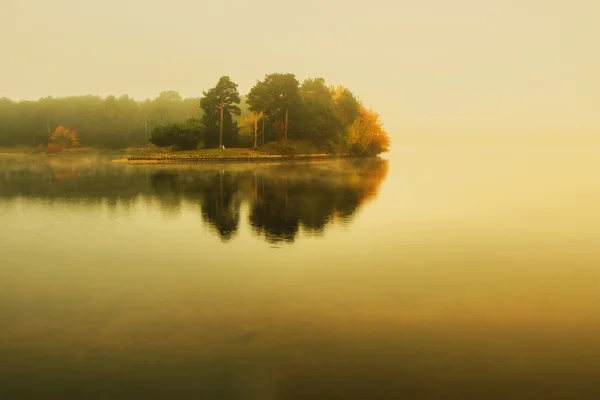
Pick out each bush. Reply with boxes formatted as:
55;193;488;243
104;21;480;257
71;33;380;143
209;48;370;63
350;143;367;156
150;118;203;150
279;144;296;156
257;141;280;154
258;141;296;155
35;144;63;153
324;139;348;154
259;139;335;155
290;139;319;154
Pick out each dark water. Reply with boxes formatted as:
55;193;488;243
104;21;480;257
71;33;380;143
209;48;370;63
1;147;599;399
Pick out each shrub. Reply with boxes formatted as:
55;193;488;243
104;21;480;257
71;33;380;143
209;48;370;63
257;141;281;154
50;126;80;148
150;118;203;150
35;143;63;153
279;144;296;156
350;143;367;156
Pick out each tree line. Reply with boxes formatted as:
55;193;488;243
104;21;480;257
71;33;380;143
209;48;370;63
0;91;201;149
154;74;390;155
0;73;390;155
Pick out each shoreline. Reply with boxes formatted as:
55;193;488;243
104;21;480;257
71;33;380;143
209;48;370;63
126;153;357;164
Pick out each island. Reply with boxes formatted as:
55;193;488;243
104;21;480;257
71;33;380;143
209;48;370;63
0;73;390;163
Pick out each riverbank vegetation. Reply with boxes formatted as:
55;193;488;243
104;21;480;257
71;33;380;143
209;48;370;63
0;73;390;156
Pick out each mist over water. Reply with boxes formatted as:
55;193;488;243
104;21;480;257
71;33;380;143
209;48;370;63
1;142;599;399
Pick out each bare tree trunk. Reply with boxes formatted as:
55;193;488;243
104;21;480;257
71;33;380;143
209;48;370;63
219;101;224;148
285;108;289;140
219;101;223;148
262;117;265;145
254;112;258;149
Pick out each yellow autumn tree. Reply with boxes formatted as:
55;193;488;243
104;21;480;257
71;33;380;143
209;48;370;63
238;112;263;136
347;107;390;156
50;125;81;148
237;111;265;148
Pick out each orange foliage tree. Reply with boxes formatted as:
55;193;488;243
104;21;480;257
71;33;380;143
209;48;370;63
50;125;81;148
347;107;391;156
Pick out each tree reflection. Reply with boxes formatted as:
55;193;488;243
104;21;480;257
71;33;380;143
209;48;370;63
149;169;242;240
195;171;241;241
0;156;388;243
250;175;300;243
248;159;388;243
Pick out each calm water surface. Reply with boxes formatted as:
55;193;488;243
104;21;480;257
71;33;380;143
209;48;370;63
1;146;599;399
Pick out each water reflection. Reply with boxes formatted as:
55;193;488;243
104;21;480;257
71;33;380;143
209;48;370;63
2;148;600;399
150;169;243;240
249;161;386;243
0;155;388;243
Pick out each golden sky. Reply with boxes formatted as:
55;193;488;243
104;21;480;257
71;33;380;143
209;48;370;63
2;0;599;136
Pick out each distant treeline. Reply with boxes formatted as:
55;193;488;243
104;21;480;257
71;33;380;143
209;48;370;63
0;91;202;149
1;73;390;155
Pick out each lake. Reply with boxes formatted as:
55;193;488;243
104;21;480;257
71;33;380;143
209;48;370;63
1;145;599;399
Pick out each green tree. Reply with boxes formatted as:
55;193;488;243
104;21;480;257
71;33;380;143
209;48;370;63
296;78;343;146
157;90;183;102
331;86;361;131
149;118;203;150
200;76;241;148
262;73;301;139
246;81;272;147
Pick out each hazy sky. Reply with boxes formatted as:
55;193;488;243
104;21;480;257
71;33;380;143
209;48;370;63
2;0;599;136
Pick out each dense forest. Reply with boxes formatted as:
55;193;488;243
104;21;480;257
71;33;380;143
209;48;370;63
0;73;390;155
0;91;202;149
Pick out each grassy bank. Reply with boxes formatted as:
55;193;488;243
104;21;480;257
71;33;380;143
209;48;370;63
125;140;353;163
1;140;354;163
126;150;353;163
